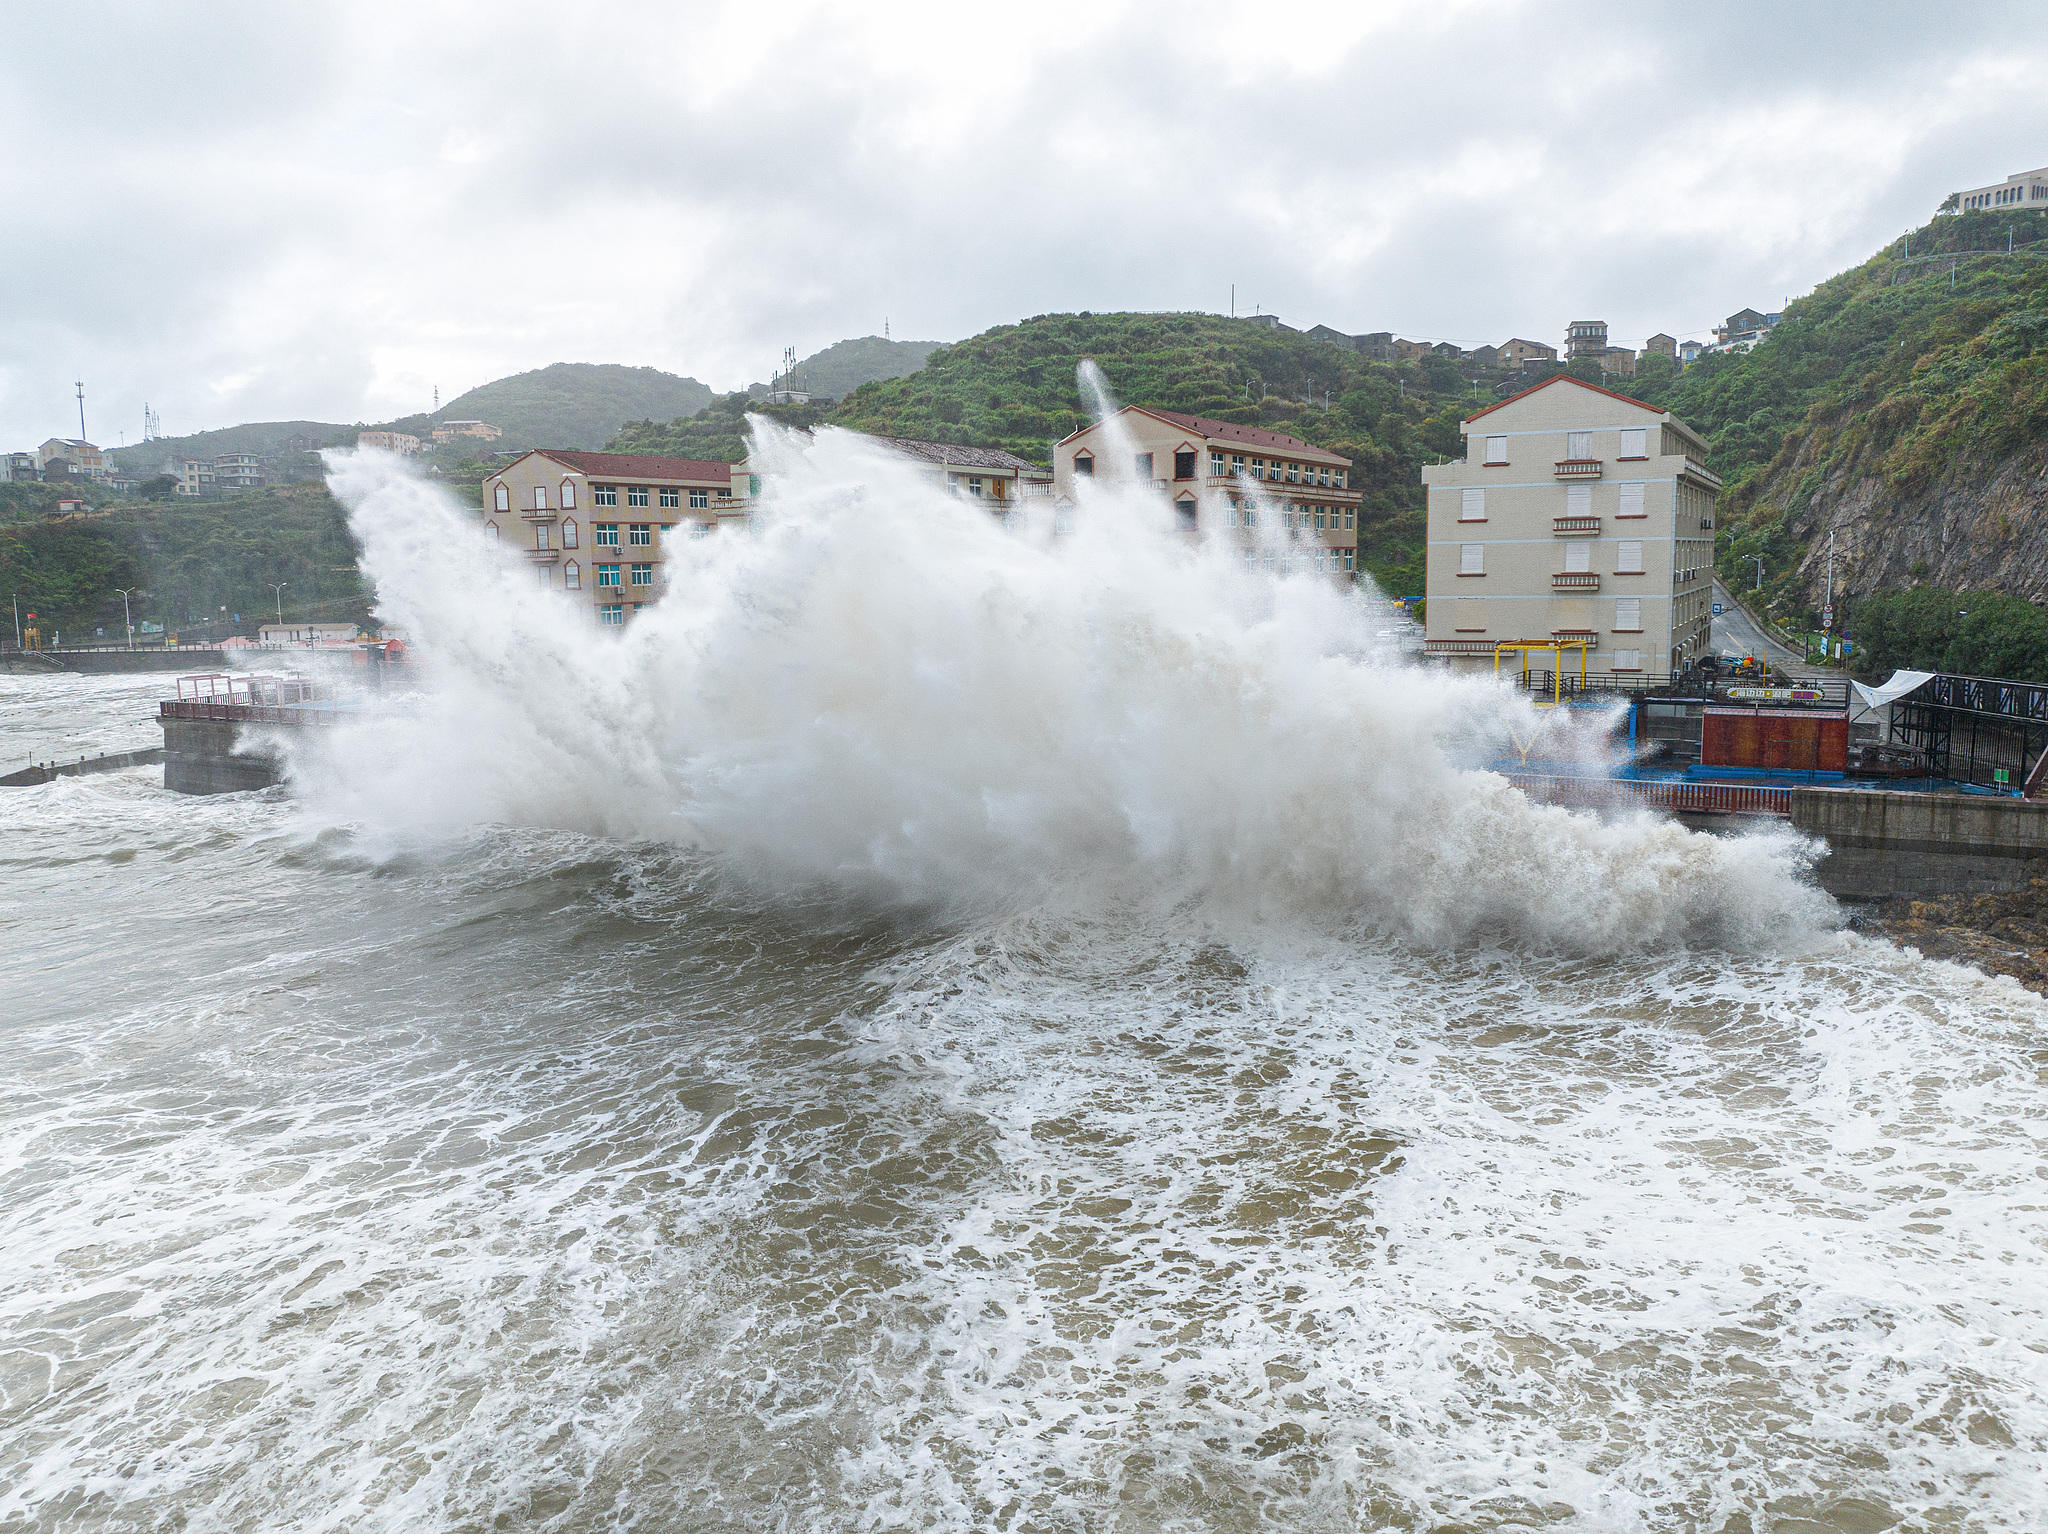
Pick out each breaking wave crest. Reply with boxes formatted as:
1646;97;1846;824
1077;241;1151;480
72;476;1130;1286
317;432;1834;951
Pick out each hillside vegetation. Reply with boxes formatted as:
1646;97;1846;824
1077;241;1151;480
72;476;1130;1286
751;336;940;400
0;485;368;636
617;311;1489;597
1618;207;2048;643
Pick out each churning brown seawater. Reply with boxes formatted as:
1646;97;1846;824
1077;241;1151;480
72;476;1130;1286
3;441;2045;1531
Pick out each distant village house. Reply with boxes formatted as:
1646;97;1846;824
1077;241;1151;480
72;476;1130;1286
358;431;422;454
431;420;503;444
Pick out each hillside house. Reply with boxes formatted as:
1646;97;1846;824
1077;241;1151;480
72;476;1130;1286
1421;374;1720;678
1052;406;1360;577
482;449;744;625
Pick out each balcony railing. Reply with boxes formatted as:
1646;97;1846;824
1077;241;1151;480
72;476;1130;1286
523;509;559;522
1553;516;1601;535
1554;459;1603;479
1552;572;1601;591
526;547;561;564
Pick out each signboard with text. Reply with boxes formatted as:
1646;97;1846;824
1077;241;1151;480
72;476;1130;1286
1725;687;1826;702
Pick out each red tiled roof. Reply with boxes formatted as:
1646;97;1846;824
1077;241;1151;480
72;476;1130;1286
1463;373;1665;424
529;449;736;482
1057;406;1348;462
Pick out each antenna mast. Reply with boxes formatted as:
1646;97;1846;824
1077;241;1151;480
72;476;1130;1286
75;381;86;442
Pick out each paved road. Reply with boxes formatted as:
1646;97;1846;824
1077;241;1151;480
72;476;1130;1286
1710;580;1809;671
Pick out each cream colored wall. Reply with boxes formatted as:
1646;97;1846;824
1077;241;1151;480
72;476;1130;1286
483;454;727;620
1422;385;1718;674
1053;412;1360;570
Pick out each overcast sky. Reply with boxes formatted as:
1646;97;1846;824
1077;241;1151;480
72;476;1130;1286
4;0;2046;451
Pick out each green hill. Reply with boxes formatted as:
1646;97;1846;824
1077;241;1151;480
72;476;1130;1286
107;421;353;471
1615;207;2048;638
748;335;941;400
0;483;369;636
618;311;1490;596
418;362;716;449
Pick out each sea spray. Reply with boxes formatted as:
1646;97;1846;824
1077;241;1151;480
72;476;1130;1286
316;436;1833;950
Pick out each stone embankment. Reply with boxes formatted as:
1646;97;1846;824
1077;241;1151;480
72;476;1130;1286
1869;878;2048;995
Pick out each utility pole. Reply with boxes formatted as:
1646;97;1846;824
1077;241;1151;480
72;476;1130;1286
11;594;18;648
1230;284;1234;318
115;587;136;649
1823;529;1835;637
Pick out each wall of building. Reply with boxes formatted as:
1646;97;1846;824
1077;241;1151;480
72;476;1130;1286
1421;382;1717;673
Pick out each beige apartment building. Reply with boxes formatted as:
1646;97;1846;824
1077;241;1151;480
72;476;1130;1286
1053;406;1361;576
738;433;1052;508
1421;375;1719;677
358;431;422;454
433;420;503;444
1957;166;2048;211
482;449;744;625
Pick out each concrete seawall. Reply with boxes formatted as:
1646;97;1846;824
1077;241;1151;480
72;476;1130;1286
3;650;230;675
0;746;166;787
161;719;286;794
1791;788;2048;898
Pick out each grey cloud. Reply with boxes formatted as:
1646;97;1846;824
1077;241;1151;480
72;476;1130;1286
2;0;2045;447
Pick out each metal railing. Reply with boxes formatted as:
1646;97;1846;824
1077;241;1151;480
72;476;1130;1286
1503;770;1793;817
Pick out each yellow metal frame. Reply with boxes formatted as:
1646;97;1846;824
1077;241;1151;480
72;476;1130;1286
1495;640;1590;708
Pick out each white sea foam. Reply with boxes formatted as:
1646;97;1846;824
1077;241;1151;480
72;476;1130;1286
317;426;1830;954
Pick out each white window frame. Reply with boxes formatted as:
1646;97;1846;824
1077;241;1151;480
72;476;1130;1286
561;480;577;509
564;559;580;589
533;485;548;510
562;518;577;548
493;482;508;511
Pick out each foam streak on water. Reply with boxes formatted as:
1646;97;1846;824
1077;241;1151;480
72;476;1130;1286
0;437;2042;1531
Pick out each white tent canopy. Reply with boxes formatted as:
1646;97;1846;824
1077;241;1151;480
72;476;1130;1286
1850;669;1935;719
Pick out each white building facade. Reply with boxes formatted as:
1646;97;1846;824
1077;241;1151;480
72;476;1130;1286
1421;375;1720;678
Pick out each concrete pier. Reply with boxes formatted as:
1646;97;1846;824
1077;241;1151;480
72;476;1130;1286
161;718;289;794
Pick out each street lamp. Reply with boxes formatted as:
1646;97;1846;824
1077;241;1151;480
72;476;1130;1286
270;582;288;624
114;587;136;650
1745;556;1764;591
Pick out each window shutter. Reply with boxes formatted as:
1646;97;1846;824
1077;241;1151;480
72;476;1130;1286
1460;487;1485;521
1567;484;1592;516
1614;648;1640;671
1567;431;1592;459
1620;428;1646;457
1565;541;1590;573
1455;598;1485;631
1617;540;1643;572
1618;483;1645;517
1485;435;1507;464
1615;597;1641;630
1460;543;1484;575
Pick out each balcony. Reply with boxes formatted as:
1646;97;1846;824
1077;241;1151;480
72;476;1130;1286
1553;516;1601;536
1554;460;1603;480
523;508;559;522
1552;572;1601;591
526;547;561;564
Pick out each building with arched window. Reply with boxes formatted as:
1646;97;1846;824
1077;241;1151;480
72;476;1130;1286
481;450;744;623
1051;407;1360;577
